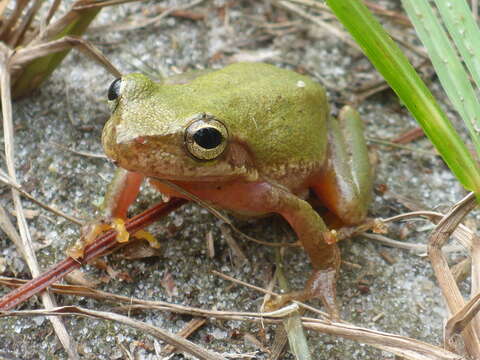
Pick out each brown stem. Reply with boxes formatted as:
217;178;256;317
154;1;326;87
0;198;187;310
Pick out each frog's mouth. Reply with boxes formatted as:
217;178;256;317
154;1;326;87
104;132;258;183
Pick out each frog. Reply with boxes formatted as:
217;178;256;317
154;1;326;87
98;62;373;315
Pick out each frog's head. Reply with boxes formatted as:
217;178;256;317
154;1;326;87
102;73;258;182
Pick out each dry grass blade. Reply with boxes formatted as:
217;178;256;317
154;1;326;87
31;1;101;43
0;0;10;19
0;0;28;40
11;36;121;97
275;0;360;50
146;4;206;21
428;192;480;357
7;0;43;47
284;0;411;26
11;36;121;77
0;303;462;360
366;136;437;157
302;321;462;360
0;44;79;359
43;0;62;27
9;0;130;98
89;0;205;32
446;291;480;341
212;270;282;299
161;318;206;356
270;326;288;359
0;169;83;225
220;224;248;265
471;232;480;337
0;199;187;310
383;210;474;249
0;306;225;360
72;0;142;11
445;234;480;341
0;205;29;260
363;0;411;25
52;142;107;159
362;233;464;254
72;0;145;11
451;257;471;284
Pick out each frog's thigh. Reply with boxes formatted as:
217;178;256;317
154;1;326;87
223;182;340;271
312;106;373;225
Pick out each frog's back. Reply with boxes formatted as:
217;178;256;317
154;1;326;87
170;63;330;183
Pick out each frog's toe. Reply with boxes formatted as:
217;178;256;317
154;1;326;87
67;221;114;259
263;268;340;319
133;229;160;248
118;237;162;260
67;218;143;259
306;268;339;319
263;291;303;312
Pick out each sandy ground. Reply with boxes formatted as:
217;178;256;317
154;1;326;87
0;0;474;359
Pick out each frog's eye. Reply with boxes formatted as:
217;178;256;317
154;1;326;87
185;115;228;161
108;78;122;101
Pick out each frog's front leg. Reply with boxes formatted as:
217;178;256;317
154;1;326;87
102;168;144;219
67;169;144;258
312;106;373;225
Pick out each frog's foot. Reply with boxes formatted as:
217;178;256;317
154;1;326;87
265;268;339;319
336;218;387;241
67;220;115;259
118;229;161;259
66;218;159;259
305;268;339;318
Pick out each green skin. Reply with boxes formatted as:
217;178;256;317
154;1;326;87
101;62;373;313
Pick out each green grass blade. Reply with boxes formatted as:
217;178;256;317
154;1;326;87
284;311;312;360
435;0;480;94
326;0;480;194
402;0;480;160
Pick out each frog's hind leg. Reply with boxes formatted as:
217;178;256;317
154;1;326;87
260;186;341;317
311;106;373;225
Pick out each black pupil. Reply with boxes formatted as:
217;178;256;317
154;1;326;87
108;78;122;100
193;127;223;149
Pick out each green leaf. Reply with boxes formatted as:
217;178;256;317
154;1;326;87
403;0;480;161
326;0;480;194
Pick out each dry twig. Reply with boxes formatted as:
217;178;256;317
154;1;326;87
1;306;225;360
0;304;463;360
0;199;187;311
0;42;78;359
428;193;480;357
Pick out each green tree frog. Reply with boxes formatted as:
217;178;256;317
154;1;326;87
99;62;373;313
